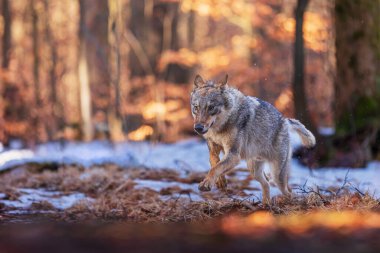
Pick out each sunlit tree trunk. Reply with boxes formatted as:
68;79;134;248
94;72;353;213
108;0;124;141
78;0;93;141
292;0;315;134
79;0;111;140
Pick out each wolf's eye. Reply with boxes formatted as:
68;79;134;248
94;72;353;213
192;105;199;114
208;105;218;115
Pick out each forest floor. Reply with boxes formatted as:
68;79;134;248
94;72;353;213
0;140;379;252
0;163;379;223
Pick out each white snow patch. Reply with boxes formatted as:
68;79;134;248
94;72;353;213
318;126;335;136
135;179;198;192
291;161;380;197
0;150;34;168
0;188;92;210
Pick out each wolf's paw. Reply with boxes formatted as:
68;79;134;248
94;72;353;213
198;178;212;191
215;175;227;189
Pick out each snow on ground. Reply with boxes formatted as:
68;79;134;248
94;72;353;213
0;135;302;172
0;188;92;210
0;136;379;209
134;179;199;192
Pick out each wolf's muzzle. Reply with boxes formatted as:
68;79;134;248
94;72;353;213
194;123;207;134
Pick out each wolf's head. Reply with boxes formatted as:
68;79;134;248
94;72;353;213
190;74;229;135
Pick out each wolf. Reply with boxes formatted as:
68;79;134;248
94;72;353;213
190;74;316;204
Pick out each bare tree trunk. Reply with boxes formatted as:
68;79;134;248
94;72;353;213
335;0;379;128
78;0;93;141
302;0;380;167
128;0;145;77
1;0;11;69
43;0;64;140
31;0;44;144
292;0;315;134
78;0;111;140
129;0;154;77
333;0;380;165
109;0;121;118
108;0;124;141
0;0;11;143
162;2;193;83
31;0;41;108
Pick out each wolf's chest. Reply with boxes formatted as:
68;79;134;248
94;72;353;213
204;131;227;148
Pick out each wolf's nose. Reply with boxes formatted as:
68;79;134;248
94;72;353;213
194;124;205;134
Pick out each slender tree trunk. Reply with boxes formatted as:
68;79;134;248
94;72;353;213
124;1;153;76
163;2;192;83
78;0;93;141
31;0;44;144
129;0;155;77
31;0;41;108
292;0;315;134
43;0;64;140
2;0;11;69
109;0;121;118
0;0;11;143
108;0;124;141
79;0;111;140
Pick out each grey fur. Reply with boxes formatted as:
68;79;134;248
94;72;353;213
190;75;316;204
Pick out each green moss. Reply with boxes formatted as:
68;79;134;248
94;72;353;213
336;94;380;136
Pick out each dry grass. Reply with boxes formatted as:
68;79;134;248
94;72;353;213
0;164;379;223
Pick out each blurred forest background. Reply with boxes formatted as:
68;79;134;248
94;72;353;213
0;0;379;166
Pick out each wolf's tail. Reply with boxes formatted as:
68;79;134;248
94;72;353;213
287;118;316;148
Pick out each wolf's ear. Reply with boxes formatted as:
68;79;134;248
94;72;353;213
216;74;228;89
194;74;205;89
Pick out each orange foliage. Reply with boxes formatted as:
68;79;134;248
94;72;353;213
128;125;154;141
274;88;293;115
222;211;380;236
142;100;189;123
0;0;335;143
3;121;29;136
158;49;198;72
181;0;253;20
272;11;330;52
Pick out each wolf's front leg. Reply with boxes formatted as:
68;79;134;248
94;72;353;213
199;151;240;191
215;175;227;189
206;141;227;190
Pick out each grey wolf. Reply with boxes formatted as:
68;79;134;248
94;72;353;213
190;74;316;204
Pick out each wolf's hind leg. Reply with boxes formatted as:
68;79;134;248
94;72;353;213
271;152;292;198
248;160;270;205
